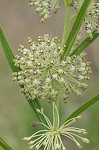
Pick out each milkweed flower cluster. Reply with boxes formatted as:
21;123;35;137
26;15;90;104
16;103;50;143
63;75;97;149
72;0;99;38
23;104;90;150
29;0;60;22
13;35;91;102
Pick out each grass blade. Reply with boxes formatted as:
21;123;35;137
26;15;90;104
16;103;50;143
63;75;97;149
61;0;91;60
0;26;46;124
0;137;13;150
66;94;99;121
70;31;99;56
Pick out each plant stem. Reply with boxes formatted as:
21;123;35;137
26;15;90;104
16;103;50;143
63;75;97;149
55;97;59;110
62;4;70;47
53;100;59;130
70;14;77;22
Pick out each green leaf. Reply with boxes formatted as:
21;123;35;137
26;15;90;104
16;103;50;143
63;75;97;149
70;31;99;56
0;26;46;125
61;0;91;60
0;27;20;72
0;137;13;150
66;94;99;121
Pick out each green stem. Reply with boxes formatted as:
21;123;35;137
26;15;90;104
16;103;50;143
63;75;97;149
70;14;77;22
62;4;70;47
53;101;59;130
55;97;59;110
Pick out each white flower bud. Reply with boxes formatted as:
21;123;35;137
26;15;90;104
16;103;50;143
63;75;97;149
52;74;58;79
78;75;84;80
58;69;63;73
82;138;90;143
23;136;32;141
55;144;61;149
46;77;51;83
27;61;33;67
76;142;82;149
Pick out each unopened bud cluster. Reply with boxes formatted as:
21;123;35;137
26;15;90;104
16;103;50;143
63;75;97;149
72;0;99;38
13;35;91;102
29;0;59;22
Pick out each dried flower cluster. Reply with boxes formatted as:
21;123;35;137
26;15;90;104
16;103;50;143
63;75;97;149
13;35;91;102
72;0;99;38
29;0;60;22
23;104;90;150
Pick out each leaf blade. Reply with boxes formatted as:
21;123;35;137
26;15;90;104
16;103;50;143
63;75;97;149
70;31;99;56
61;0;91;60
66;94;99;121
0;26;20;72
0;137;13;150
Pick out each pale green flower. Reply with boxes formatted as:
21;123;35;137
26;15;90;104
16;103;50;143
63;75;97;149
23;103;90;150
13;35;91;102
72;0;99;38
29;0;60;22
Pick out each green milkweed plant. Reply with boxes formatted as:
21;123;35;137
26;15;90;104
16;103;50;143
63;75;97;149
0;0;99;150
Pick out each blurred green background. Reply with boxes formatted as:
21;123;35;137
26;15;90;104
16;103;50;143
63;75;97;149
0;0;99;150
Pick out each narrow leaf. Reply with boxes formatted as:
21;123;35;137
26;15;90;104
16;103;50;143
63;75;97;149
0;26;45;125
0;27;20;72
70;31;99;56
61;0;91;60
66;94;99;121
0;137;13;150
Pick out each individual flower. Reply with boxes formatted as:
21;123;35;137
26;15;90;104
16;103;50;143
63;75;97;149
72;0;99;38
29;0;60;22
23;103;90;150
13;34;92;102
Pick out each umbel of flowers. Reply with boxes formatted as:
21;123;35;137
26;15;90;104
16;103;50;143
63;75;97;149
13;35;92;103
72;0;99;38
29;0;60;22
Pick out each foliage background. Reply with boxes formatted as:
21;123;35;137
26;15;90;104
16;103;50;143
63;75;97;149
0;0;99;150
